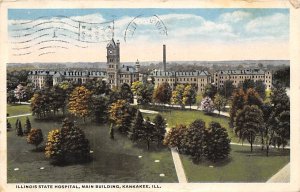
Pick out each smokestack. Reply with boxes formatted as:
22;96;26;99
163;44;166;72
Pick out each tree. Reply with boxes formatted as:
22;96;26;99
49;85;67;115
130;110;145;142
230;89;246;127
164;124;187;150
254;80;266;100
131;81;154;105
15;119;19;131
27;128;44;150
109;124;115;139
60;118;90;163
45;129;63;164
45;118;91;164
109;99;136;133
183;85;197;109
7;120;12;131
68;86;92;122
214;93;227;115
244;88;263;108
171;84;185;108
7;90;17;104
204;122;231;162
153;82;172;104
120;83;134;103
235;105;264;152
143;117;155;150
24;117;32;135
199;96;214;114
239;79;255;92
16;119;23;136
219;80;235;99
181;119;207;162
31;89;51;119
90;94;109;123
153;114;166;146
85;78;110;95
273;67;290;87
14;84;26;103
268;85;290;149
203;84;217;99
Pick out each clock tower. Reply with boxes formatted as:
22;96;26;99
106;38;120;88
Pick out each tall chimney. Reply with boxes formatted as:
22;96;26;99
163;44;166;72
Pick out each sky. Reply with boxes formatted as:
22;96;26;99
8;8;289;63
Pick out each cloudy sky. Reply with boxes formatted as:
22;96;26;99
8;8;289;63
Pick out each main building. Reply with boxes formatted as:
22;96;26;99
28;39;272;93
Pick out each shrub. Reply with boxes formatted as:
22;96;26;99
27;128;44;150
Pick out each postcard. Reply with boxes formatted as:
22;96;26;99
0;0;299;192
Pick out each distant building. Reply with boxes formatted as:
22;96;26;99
213;69;272;90
28;39;140;89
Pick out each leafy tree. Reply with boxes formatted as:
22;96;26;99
7;70;29;91
90;94;109;123
273;67;289;87
219;80;235;98
31;89;51;119
153;114;166;146
109;99;136;133
85;78;110;95
153;82;172;104
14;84;26;103
229;89;246;127
268;85;290;149
143;117;156;150
108;87;122;104
16;119;23;136
45;129;63;164
49;85;67;115
183;85;197;109
203;84;217;99
68;86;92;122
27;128;44;150
204;122;231;162
60;118;90;163
239;79;255;92
130;110;145;142
200;96;214;114
214;93;227;115
15;119;19;131
7;90;17;104
171;84;185;108
58;81;76;96
120;83;134;103
131;81;154;105
24;117;32;135
235;105;264;152
254;80;266;100
164;124;187;150
181;119;207;162
244;88;263;108
45;118;90;164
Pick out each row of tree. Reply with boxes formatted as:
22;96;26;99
164;120;231;162
230;84;290;155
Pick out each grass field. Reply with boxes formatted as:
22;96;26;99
141;107;237;142
181;144;290;182
7;104;31;116
7;117;178;183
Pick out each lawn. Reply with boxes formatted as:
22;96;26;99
181;144;290;182
7;104;31;116
141;107;237;142
7;117;178;183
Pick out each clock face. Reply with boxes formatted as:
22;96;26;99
109;50;113;54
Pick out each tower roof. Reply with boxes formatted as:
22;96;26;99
106;38;116;48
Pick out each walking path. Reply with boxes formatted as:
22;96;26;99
139;109;159;114
170;148;188;183
7;113;32;119
267;163;290;183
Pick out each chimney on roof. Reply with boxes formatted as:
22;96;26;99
163;44;166;72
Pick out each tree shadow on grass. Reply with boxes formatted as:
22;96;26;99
235;148;290;157
190;156;232;168
29;145;45;153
